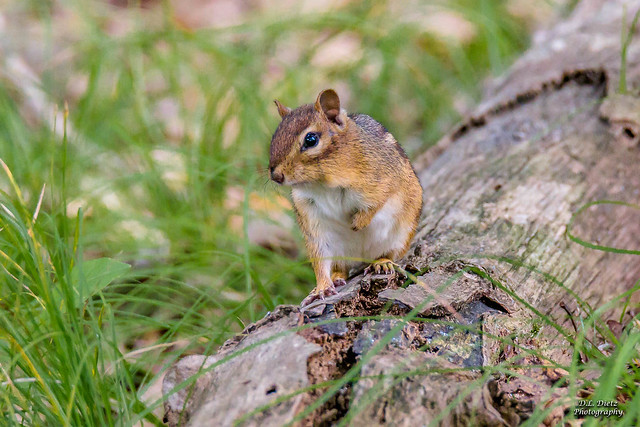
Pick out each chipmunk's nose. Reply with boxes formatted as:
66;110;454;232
270;167;284;184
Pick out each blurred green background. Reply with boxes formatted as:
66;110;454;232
0;0;563;424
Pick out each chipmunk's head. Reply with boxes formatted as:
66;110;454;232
269;89;348;186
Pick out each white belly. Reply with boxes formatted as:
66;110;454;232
293;185;406;266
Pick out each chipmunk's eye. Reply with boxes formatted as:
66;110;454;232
301;132;319;151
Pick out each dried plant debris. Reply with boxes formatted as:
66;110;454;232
296;262;550;425
163;258;573;425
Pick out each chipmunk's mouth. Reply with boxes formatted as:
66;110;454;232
271;172;302;186
273;175;298;186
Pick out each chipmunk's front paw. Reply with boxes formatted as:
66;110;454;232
364;258;397;275
350;210;371;231
301;284;338;307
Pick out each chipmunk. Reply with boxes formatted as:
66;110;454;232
269;89;423;306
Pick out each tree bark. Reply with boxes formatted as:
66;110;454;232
163;1;640;425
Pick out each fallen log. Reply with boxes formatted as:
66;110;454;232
163;1;640;425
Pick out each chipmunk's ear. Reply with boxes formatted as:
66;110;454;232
315;89;344;127
274;99;291;119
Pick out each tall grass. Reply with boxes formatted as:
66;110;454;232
6;0;626;425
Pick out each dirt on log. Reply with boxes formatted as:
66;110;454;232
163;1;640;425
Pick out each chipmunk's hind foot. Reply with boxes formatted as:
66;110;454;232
331;271;348;288
364;258;397;275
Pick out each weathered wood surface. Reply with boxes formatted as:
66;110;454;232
163;1;640;425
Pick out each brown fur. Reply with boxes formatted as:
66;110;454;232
270;89;423;304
